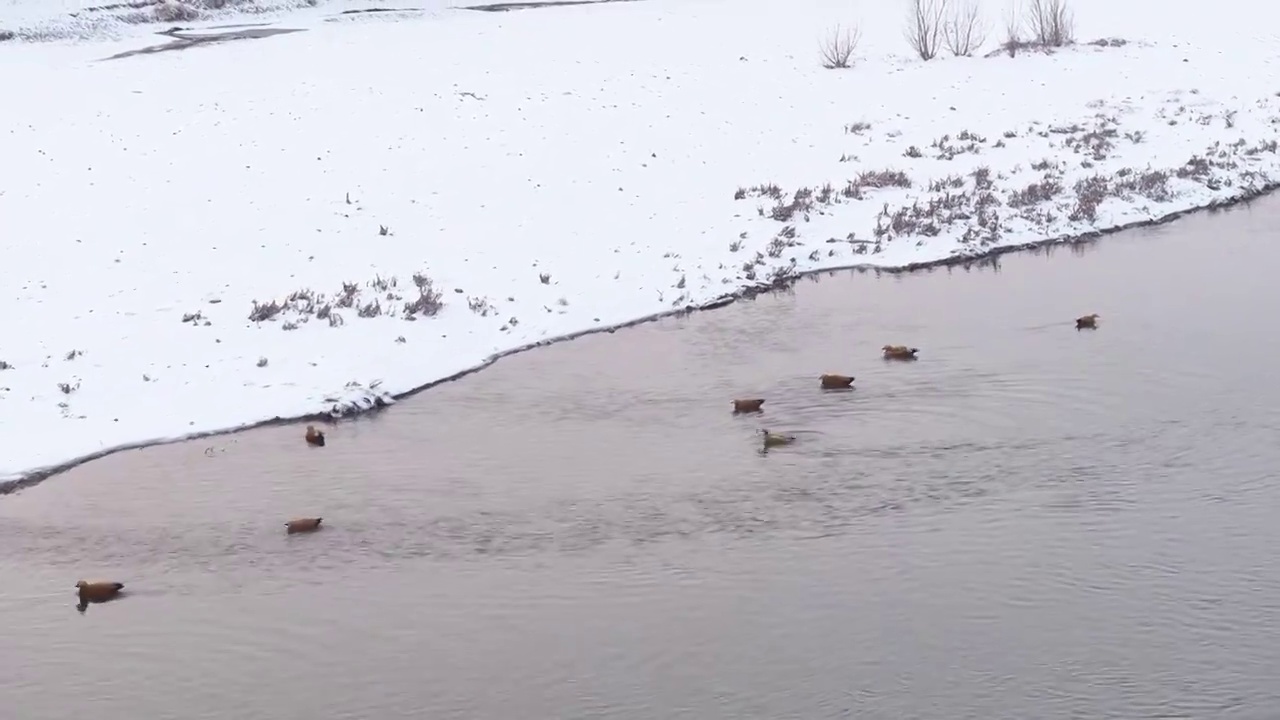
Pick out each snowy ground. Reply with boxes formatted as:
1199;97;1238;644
1;0;1278;484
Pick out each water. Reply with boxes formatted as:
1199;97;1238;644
4;197;1280;719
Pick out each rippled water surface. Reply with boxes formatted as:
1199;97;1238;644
5;199;1280;720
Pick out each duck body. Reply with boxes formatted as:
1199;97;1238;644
819;373;855;389
882;345;919;361
1076;313;1100;330
305;425;326;447
761;429;797;448
76;580;124;606
286;517;323;534
732;398;765;413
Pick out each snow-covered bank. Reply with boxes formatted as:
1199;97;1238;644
0;0;456;42
2;0;1279;485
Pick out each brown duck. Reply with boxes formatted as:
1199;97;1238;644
882;345;919;361
819;373;855;389
304;425;326;447
286;517;323;534
1076;313;1100;330
732;398;765;414
76;580;124;609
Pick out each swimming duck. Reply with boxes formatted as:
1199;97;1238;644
75;580;124;610
760;429;797;448
882;345;919;361
304;425;326;447
819;373;855;389
1076;313;1100;330
732;398;765;413
285;517;323;535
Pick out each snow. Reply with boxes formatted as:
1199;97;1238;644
1;0;1278;485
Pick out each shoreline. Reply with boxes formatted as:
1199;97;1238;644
4;0;1279;493
5;182;1275;496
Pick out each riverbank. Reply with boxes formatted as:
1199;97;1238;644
1;0;1278;485
5;194;1280;719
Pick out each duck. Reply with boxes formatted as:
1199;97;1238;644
75;580;124;610
882;345;920;361
760;429;797;448
285;517;323;535
1076;313;1100;330
304;425;326;447
732;398;765;413
819;373;855;389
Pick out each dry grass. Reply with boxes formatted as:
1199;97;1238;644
248;271;445;329
404;272;444;318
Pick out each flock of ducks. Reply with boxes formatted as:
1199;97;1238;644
75;429;330;612
73;315;1101;611
736;344;920;449
737;315;1100;449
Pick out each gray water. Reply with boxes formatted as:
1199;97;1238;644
3;197;1280;719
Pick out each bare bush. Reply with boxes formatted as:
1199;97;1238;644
997;6;1033;56
943;0;987;56
905;0;948;61
819;24;861;69
404;273;444;319
1025;0;1073;47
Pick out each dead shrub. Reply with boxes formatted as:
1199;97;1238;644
856;169;913;188
1114;169;1172;203
819;24;861;69
1024;0;1073;47
1177;156;1213;180
943;0;987;56
1070;175;1109;222
404;273;444;318
905;0;948;61
1007;174;1063;207
249;299;283;323
991;6;1035;56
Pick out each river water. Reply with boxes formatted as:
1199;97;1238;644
4;197;1280;719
